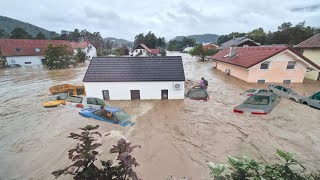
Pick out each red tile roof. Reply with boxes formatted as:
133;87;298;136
0;39;72;56
150;48;160;54
139;44;152;53
211;46;320;70
295;33;320;48
70;41;91;49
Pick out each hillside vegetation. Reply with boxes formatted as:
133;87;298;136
174;34;220;43
0;15;57;39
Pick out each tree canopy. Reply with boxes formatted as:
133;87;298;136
217;21;320;46
167;37;196;51
189;44;218;61
134;31;165;48
75;48;86;63
10;27;33;39
44;44;75;69
34;32;47;39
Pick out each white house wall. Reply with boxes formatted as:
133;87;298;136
131;49;148;57
73;44;97;60
6;56;44;66
84;81;185;100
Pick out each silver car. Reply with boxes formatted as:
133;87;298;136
233;92;281;115
300;92;320;110
268;84;303;102
65;95;107;108
240;89;268;97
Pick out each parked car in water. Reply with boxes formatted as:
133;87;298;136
233;92;281;115
42;92;68;107
186;87;209;101
240;89;268;97
7;64;21;68
268;84;303;102
65;95;106;108
300;92;320;110
79;107;134;126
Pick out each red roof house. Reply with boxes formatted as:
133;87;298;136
0;39;72;66
211;46;320;83
130;44;160;57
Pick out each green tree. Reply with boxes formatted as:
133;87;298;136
75;48;86;63
34;32;47;39
189;44;218;61
44;44;75;69
0;28;5;38
247;27;267;44
113;46;129;56
10;27;33;39
160;49;166;56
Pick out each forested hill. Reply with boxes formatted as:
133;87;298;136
0;15;57;38
173;34;220;43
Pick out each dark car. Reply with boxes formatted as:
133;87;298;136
7;64;22;68
233;92;281;115
186;87;209;101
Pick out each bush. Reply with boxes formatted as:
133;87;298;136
208;150;320;180
75;48;86;63
52;125;141;180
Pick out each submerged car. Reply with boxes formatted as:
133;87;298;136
79;107;134;126
300;91;320;110
240;89;268;97
186;87;209;101
233;92;281;115
268;84;303;102
42;92;68;107
65;95;107;108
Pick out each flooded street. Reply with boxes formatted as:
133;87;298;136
1;52;320;180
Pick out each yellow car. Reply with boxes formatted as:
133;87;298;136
42;92;68;108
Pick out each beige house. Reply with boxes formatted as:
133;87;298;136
295;33;320;80
211;46;320;83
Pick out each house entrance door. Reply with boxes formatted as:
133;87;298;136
161;90;168;99
102;90;110;100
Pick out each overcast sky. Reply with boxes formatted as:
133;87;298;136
1;0;320;41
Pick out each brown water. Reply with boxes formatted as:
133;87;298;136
0;53;320;180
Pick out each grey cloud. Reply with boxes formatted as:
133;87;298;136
291;4;320;12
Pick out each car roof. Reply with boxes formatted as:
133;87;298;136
253;92;274;96
105;107;121;113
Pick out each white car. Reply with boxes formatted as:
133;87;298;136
65;95;107;108
300;92;320;110
268;84;303;102
240;89;268;97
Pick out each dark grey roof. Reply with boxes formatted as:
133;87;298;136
83;56;185;82
218;37;260;50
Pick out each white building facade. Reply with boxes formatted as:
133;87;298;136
71;42;97;60
83;56;185;100
6;55;45;66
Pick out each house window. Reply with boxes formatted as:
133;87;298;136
35;48;41;53
87;49;89;53
24;62;31;64
286;61;296;70
136;50;138;52
16;48;21;52
11;59;16;63
260;62;270;70
257;80;266;84
283;80;291;84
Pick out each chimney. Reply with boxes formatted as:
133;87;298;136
229;45;237;58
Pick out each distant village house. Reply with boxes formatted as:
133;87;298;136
130;44;160;57
295;33;320;80
211;46;320;83
0;39;72;67
83;56;185;100
71;41;97;60
218;37;260;50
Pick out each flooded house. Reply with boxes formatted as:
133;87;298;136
211;46;320;83
217;36;260;50
130;44;160;57
83;56;185;100
0;39;72;67
70;41;97;60
295;33;320;80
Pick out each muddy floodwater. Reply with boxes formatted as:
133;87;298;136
1;52;320;180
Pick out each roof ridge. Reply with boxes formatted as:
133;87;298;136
295;33;320;47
